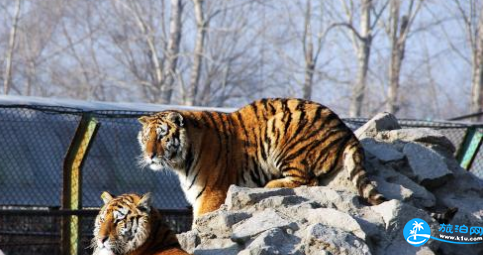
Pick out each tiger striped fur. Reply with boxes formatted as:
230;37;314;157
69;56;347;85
138;98;386;219
92;192;190;255
428;206;459;224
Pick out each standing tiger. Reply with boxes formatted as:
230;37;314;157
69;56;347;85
92;192;190;255
138;98;386;219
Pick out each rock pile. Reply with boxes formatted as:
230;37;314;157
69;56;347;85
177;113;483;255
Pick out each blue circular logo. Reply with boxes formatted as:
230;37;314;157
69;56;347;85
404;218;431;247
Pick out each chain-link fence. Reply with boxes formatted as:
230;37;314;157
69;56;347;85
344;118;483;178
1;101;482;255
0;104;193;255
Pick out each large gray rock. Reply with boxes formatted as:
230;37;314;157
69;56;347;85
231;209;296;244
292;186;362;212
403;143;453;189
372;177;415;203
195;210;252;238
177;230;200;254
376;128;456;153
355;112;401;139
254;195;309;210
369;161;436;207
362;139;405;162
303;224;371;255
225;186;296;210
194;238;240;255
304;208;367;240
240;228;302;255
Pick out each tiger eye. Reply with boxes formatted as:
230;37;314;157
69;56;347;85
157;124;168;137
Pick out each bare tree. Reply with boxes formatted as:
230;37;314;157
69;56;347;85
18;0;63;96
474;13;483;119
3;0;22;95
194;1;266;106
186;0;207;106
115;0;166;102
264;1;337;101
302;0;316;99
385;0;423;114
301;1;339;100
161;0;183;104
347;0;372;117
100;0;185;103
340;0;388;117
449;0;483;120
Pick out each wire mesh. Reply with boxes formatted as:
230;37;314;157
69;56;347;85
0;211;61;255
0;105;483;255
0;106;80;206
469;128;483;179
0;210;192;255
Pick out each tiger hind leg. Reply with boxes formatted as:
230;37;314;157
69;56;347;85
264;165;317;188
265;177;309;188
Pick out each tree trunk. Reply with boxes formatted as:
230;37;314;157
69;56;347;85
349;0;372;117
387;0;416;115
387;0;403;114
127;0;163;102
3;0;22;95
160;0;183;104
187;0;206;106
302;0;314;100
471;9;483;121
303;57;315;100
25;59;36;96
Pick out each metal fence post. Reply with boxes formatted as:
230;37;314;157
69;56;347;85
61;114;100;255
456;126;483;170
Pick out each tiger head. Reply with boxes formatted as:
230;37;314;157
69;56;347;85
137;111;188;171
93;192;153;255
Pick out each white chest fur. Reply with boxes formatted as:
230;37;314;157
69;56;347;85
176;171;202;205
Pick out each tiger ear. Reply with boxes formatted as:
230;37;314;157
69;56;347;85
167;112;184;127
138;116;150;125
101;191;114;205
138;192;152;212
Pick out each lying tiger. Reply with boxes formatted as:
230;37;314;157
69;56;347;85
92;192;190;255
138;98;386;219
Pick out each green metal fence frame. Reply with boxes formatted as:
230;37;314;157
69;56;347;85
456;126;483;170
61;114;100;255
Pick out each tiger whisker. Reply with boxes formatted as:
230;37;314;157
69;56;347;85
136;154;150;169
